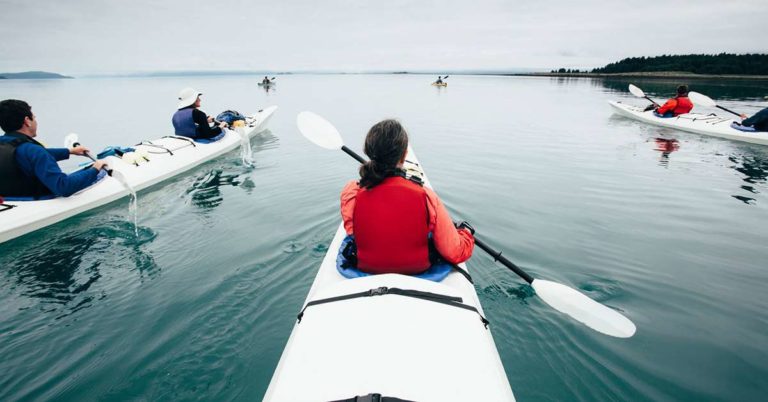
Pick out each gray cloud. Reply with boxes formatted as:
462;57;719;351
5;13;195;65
1;0;766;74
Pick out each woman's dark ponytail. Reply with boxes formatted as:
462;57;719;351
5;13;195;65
359;119;409;189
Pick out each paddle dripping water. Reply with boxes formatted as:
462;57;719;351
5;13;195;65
237;127;255;167
111;171;139;237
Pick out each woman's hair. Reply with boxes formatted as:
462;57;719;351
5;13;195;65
359;119;409;189
677;85;689;96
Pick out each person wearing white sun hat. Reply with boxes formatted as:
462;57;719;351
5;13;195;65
171;87;228;140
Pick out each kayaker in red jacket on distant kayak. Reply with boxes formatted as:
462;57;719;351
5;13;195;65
652;85;694;117
340;119;475;275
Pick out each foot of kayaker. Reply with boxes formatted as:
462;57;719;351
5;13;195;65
738;106;768;132
649;85;693;117
172;87;230;141
339;119;474;275
0;99;108;200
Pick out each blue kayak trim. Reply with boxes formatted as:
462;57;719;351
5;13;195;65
336;235;453;282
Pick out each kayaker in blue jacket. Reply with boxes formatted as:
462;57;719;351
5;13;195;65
0;99;107;199
739;108;768;132
171;87;228;140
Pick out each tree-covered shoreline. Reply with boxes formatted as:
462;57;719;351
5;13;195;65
591;53;768;75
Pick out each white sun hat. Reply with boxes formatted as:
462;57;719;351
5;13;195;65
177;87;202;109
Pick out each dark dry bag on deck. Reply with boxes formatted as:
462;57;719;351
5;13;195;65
215;110;246;126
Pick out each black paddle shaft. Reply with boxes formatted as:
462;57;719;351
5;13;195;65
645;96;660;107
73;142;113;176
473;236;534;284
341;145;367;164
717;105;741;117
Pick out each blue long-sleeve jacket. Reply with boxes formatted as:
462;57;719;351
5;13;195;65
0;132;99;197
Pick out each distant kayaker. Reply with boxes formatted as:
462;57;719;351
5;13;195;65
651;85;693;117
340;119;475;275
739;108;768;132
435;76;444;84
172;87;228;140
0;99;107;199
262;76;271;85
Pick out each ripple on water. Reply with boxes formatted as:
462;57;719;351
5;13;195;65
0;219;158;318
281;240;306;253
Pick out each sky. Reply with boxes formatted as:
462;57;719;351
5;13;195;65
1;0;767;75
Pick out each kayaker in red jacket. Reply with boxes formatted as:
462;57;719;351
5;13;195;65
340;119;474;275
654;85;694;117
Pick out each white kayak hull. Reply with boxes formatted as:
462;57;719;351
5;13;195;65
0;106;277;243
264;149;514;402
608;101;768;146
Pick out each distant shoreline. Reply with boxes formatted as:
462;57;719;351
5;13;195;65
0;71;73;79
509;72;768;80
4;70;768;80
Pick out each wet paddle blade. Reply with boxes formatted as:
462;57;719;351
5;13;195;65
297;111;345;150
628;84;645;98
688;91;717;107
531;279;637;338
64;133;79;148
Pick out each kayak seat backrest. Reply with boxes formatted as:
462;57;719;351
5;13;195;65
195;132;226;144
336;235;452;282
731;122;758;132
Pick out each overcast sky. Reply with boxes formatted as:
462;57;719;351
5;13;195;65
1;0;766;75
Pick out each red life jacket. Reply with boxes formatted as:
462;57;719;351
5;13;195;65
353;176;431;274
672;96;693;116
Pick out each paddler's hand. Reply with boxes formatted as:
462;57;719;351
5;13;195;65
218;121;229;129
207;115;214;123
92;160;108;171
69;145;90;156
454;221;476;235
740;114;747;120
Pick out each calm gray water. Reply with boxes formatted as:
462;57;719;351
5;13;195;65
1;74;767;401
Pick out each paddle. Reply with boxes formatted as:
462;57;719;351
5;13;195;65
688;91;742;117
64;133;113;176
628;84;660;107
296;111;637;338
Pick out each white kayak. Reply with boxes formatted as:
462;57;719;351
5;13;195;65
0;106;277;244
264;149;515;402
608;101;768;146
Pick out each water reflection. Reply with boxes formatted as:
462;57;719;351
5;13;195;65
184;131;279;210
186;168;244;209
0;220;158;318
260;83;275;94
728;153;768;205
653;138;680;167
597;78;768;101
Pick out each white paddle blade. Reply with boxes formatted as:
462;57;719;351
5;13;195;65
64;133;79;148
532;279;636;338
297;111;344;150
628;84;645;98
688;91;717;107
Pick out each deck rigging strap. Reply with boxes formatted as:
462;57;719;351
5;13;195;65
296;286;490;328
163;135;197;147
0;203;16;212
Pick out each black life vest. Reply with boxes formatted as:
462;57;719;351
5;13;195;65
0;133;52;198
